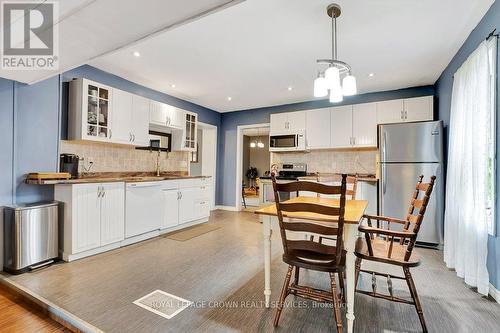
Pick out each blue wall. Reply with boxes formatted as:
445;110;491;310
0;78;14;206
435;0;500;290
217;85;435;206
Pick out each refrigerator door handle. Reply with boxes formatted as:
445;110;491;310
382;164;387;194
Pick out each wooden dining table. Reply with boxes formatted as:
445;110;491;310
254;196;368;333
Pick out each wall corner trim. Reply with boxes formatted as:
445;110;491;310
214;205;239;212
490;283;500;303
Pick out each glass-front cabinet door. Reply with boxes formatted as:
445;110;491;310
83;80;112;141
184;112;197;151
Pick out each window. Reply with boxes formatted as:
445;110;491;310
486;37;497;236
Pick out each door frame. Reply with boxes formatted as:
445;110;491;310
197;122;218;210
236;123;270;211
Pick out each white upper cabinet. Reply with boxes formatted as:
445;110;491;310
149;100;168;126
68;78;113;142
270;113;289;133
376;99;404;124
306;108;331;149
149;102;184;129
352;102;377;147
69;78;150;147
377;96;433;124
172;110;198;152
270;111;306;133
166;106;184;129
330;105;353;148
404;96;433;122
287;111;306;131
110;89;149;146
112;88;133;144
131;95;150;146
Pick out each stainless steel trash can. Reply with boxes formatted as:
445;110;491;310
3;201;59;274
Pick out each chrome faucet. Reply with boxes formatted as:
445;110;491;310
156;150;161;176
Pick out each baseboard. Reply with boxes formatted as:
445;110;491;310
490;283;500;303
215;205;239;211
0;276;104;333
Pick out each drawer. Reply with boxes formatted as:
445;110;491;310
179;177;211;188
161;180;179;190
195;200;210;219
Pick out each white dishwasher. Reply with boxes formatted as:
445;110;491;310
126;182;164;238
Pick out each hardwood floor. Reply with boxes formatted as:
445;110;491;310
3;210;500;332
0;284;69;332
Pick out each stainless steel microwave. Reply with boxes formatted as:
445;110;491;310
269;130;306;152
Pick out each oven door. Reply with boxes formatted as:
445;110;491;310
269;134;297;151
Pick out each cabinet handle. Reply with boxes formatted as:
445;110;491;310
97;186;102;198
109;129;112;139
352;137;356;145
129;133;132;142
405;110;408;119
132;134;136;142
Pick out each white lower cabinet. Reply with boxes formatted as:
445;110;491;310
55;182;125;260
162;189;180;229
100;183;126;246
56;178;211;262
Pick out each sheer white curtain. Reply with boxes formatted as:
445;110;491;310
444;39;495;296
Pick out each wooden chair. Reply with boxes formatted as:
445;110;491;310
354;175;436;333
271;174;348;332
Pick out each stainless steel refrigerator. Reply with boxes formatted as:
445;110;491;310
379;120;444;246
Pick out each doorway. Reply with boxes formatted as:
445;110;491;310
236;123;270;211
190;122;217;210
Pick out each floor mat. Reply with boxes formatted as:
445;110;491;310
164;223;221;241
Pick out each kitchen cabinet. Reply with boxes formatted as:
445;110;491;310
306;108;331;149
150;100;168;126
112;88;133;144
150;102;184;129
112;90;149;146
270;111;306;133
179;187;198;224
404;96;433;122
377;96;433;124
172;111;198;152
162;189;180;229
55;182;125;260
131;95;150;146
352;102;377;147
100;182;126;246
330;105;353;148
68;78;113;142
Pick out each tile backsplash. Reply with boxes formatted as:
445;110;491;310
60;141;190;173
271;149;377;174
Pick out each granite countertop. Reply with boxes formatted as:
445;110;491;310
297;173;378;182
258;172;377;182
26;171;211;185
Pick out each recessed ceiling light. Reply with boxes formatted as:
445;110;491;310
227;97;232;101
171;84;176;88
288;86;293;91
133;51;141;57
368;73;375;77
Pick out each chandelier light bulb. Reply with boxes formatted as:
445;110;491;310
329;85;343;103
313;76;328;97
325;66;341;90
257;141;265;148
250;141;256;148
342;75;357;96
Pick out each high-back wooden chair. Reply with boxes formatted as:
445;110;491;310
309;174;358;199
271;174;348;332
354;175;436;333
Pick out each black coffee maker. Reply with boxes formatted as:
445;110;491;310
60;154;80;178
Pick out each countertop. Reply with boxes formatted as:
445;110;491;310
259;173;377;183
26;172;211;185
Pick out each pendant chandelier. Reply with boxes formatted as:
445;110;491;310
314;3;357;103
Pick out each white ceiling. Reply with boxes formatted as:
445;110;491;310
90;0;494;112
0;0;243;84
